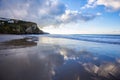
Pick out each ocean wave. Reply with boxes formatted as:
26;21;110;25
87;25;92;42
48;34;120;45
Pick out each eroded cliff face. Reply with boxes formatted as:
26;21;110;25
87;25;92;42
0;17;44;34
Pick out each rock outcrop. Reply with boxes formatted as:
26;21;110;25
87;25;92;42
0;17;45;34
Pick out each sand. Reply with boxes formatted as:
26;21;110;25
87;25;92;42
0;35;120;80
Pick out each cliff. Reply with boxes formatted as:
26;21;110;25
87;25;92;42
0;17;45;34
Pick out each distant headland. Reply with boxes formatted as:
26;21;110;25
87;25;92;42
0;17;48;34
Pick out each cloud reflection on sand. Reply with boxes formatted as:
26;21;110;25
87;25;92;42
0;36;120;80
54;49;120;80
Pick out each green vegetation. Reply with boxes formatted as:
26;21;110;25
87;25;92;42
0;17;44;34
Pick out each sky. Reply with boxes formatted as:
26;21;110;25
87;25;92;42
0;0;120;34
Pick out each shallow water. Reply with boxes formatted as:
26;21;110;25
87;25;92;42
0;35;120;80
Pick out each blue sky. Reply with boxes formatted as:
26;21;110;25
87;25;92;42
0;0;120;34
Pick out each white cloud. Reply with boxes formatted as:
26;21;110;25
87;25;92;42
0;0;98;27
0;1;29;19
96;12;102;16
60;10;96;23
0;0;66;26
97;0;120;11
81;0;97;9
82;0;120;11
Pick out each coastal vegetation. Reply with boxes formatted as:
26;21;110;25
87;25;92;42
0;17;44;34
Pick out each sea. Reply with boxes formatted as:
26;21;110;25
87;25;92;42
47;34;120;45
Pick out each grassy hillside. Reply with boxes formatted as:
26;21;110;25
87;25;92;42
0;17;44;34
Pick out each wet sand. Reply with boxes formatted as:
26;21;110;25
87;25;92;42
0;35;120;80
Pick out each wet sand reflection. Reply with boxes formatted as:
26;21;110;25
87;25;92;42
0;37;37;50
0;36;120;80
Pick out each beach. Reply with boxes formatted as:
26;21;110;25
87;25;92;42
0;34;120;80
